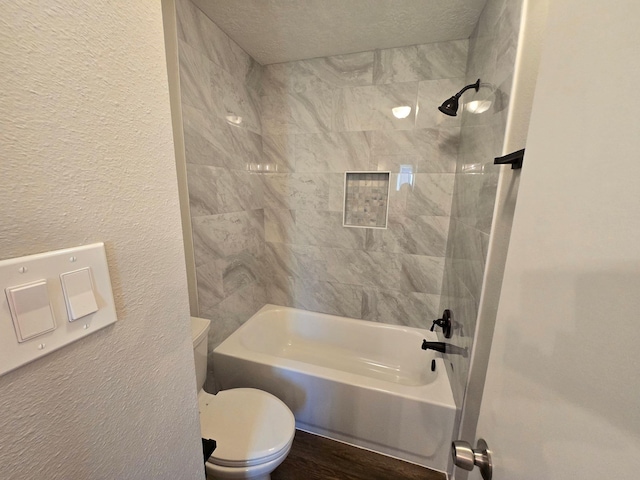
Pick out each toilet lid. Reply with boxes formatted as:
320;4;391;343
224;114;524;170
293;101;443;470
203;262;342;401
199;388;295;467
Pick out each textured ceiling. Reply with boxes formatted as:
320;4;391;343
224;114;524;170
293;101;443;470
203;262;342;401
190;0;488;65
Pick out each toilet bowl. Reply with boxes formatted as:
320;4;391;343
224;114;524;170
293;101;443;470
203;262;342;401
191;317;295;480
199;388;295;480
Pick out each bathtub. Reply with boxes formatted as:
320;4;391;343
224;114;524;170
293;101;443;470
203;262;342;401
212;304;456;473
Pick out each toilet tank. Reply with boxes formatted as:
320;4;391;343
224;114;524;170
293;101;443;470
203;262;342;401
191;316;211;392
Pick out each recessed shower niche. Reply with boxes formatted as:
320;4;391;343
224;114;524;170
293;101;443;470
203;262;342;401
343;172;390;229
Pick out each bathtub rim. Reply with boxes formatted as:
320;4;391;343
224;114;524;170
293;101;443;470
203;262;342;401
213;304;456;409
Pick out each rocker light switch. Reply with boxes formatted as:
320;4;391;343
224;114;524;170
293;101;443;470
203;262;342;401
60;267;99;321
0;243;117;377
6;280;57;342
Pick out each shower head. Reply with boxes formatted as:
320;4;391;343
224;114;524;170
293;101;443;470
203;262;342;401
438;79;481;116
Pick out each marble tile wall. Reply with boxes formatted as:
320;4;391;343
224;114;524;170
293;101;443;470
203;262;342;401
175;0;266;387
261;40;469;326
174;0;517;400
438;0;524;407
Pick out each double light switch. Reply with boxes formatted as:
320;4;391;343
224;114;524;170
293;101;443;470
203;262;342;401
5;268;99;343
0;243;117;376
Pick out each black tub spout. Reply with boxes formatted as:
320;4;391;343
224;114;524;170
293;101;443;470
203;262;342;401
422;340;468;357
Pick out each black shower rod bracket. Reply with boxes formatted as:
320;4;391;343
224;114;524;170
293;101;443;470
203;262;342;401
494;148;524;169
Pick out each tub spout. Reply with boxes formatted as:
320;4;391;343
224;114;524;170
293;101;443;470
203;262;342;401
422;340;468;357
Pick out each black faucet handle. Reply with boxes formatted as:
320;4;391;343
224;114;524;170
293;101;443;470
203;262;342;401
431;310;453;339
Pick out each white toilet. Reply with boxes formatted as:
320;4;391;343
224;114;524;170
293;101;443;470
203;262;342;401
191;316;295;480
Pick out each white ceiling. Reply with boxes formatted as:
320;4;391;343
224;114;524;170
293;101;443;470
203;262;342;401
191;0;488;65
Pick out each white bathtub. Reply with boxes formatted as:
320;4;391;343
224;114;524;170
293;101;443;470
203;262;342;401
212;304;456;473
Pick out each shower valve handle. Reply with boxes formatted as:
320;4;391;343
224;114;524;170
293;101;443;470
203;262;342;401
431;310;453;338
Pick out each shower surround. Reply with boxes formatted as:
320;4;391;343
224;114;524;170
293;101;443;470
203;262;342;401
174;0;527;398
176;0;266;359
261;42;468;325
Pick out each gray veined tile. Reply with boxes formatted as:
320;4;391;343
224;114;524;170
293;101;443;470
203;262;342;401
187;164;263;216
195;260;225;311
177;3;263;133
228;125;264;170
465;35;498;103
291;279;363;319
295;132;372;173
295;210;366;250
245;59;264;96
261;63;295;94
325;249;402;289
451;257;486;304
370;128;460;173
457;124;495;172
447;220;488;300
178;39;213;112
450;170;498;234
182;105;240;169
200;281;266;350
373;40;468;85
399;254;445;294
327;173;345;212
451;172;477;224
219;36;258;85
221;250;264;298
361;288;440;327
387;174;409;216
186;164;219;217
264;208;296;244
449;211;488;262
265;241;299;281
317;52;375;87
288;244;332;283
191;210;264;264
423;127;461;173
216;169;264;213
175;0;211;55
262;135;296;173
211;64;262;135
265;273;295;308
475;171;500;234
371;128;437;155
261;88;333;135
333;83;418;132
262;174;291;211
365;215;450;256
371;154;421;174
183;121;229;169
406;173;455;216
263;51;374;94
183;108;263;171
495;0;524;84
263;174;330;212
176;0;254;82
417;40;469;78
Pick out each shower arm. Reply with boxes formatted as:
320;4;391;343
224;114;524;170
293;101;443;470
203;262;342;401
453;79;481;99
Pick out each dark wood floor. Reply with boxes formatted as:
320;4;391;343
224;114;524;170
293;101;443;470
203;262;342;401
272;430;446;480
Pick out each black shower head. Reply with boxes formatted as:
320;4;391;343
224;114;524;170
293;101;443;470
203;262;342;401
437;79;481;116
438;96;460;116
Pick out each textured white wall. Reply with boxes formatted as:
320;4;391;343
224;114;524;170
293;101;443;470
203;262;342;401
0;1;204;479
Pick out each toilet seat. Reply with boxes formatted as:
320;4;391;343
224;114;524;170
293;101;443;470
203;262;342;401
198;388;295;468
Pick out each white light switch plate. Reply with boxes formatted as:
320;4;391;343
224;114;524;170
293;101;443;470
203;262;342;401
0;243;118;376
